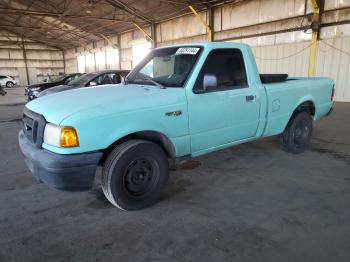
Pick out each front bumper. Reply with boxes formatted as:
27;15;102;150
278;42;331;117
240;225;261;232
19;130;103;191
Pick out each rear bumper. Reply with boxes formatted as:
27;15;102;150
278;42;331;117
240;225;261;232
19;130;103;191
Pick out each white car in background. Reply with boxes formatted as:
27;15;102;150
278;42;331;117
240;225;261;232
0;75;17;88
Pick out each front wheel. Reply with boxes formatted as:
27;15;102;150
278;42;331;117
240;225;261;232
280;112;313;154
6;81;14;88
101;140;169;210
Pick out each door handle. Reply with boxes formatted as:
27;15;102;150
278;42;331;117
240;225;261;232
246;95;255;102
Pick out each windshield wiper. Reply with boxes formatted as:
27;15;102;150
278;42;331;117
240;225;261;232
130;73;166;89
140;77;166;89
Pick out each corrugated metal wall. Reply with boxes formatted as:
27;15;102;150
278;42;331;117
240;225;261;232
0;32;65;86
316;37;350;101
253;41;311;77
250;37;350;102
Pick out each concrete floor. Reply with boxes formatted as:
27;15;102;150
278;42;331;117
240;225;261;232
0;103;349;262
0;87;26;106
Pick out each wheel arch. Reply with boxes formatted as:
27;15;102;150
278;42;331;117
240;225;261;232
293;99;316;116
284;100;316;131
100;130;176;165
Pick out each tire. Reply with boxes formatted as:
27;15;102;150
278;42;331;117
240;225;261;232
6;81;14;88
101;140;169;210
280;112;313;154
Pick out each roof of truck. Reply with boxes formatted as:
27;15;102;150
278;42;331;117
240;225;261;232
155;42;250;50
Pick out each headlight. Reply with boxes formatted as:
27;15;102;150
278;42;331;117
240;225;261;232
30;87;41;92
43;123;79;148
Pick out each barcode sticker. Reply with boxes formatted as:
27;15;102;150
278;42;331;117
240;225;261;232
175;47;200;55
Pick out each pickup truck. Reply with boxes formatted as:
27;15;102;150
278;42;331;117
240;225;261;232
19;42;334;210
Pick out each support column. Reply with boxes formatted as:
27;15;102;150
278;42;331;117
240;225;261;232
189;5;212;42
62;50;66;74
133;22;154;44
21;38;30;85
208;6;214;42
117;34;122;70
151;23;157;48
308;0;321;77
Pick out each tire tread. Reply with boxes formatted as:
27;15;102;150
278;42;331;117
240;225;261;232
280;112;312;154
101;140;157;210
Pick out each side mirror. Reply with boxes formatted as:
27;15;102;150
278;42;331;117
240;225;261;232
89;81;97;86
203;74;217;92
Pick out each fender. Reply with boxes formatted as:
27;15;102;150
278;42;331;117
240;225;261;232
281;97;316;132
295;95;317;118
106;129;177;158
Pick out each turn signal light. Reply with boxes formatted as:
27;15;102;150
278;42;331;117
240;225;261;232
60;127;79;148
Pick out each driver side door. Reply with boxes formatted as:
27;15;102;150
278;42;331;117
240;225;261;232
188;48;260;154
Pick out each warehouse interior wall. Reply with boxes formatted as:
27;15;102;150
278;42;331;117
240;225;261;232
0;31;64;86
252;36;350;102
61;0;350;102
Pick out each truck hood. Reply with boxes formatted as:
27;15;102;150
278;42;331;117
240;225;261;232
26;84;186;124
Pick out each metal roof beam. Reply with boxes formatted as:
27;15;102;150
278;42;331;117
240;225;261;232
0;7;126;22
104;0;153;24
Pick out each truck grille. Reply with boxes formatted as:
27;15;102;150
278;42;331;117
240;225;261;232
22;108;46;148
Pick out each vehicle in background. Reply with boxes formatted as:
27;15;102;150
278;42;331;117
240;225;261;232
0;75;17;88
19;42;334;210
25;73;82;101
38;70;130;98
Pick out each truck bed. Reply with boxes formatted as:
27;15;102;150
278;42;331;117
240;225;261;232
262;77;334;137
260;74;288;83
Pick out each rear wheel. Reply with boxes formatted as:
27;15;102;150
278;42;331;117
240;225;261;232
280;112;313;154
6;81;14;88
101;140;169;210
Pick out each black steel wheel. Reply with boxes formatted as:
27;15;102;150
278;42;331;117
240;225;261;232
123;157;159;198
280;112;313;154
101;140;169;210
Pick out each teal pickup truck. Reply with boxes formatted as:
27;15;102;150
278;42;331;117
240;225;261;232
19;42;334;210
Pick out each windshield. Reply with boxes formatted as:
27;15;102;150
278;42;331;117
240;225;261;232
68;73;96;85
127;46;202;88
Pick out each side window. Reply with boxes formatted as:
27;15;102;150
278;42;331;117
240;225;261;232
89;75;102;86
66;74;78;84
100;73;113;85
0;76;6;79
194;49;248;93
70;75;79;81
65;76;72;83
110;73;121;84
90;73;111;86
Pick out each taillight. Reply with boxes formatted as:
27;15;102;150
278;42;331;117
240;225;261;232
331;85;335;101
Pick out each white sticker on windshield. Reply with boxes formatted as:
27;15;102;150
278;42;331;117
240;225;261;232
175;47;200;55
